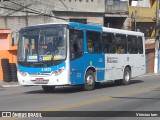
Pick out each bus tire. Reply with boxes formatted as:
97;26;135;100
42;85;55;92
83;70;95;91
122;67;131;85
114;79;122;86
95;82;100;88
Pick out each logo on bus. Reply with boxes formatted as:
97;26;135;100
107;57;118;63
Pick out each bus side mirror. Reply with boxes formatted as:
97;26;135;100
12;38;14;46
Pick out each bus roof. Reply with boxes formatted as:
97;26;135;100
20;22;68;30
102;27;144;36
69;22;102;31
20;22;144;36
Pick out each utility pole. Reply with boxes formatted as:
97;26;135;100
154;0;159;73
131;10;137;31
134;10;137;31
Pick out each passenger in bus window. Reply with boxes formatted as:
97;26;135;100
120;46;125;54
88;40;94;52
116;45;122;54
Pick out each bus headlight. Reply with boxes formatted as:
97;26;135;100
51;68;65;76
18;70;27;77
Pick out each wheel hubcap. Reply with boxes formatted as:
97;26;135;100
125;71;130;81
86;75;94;85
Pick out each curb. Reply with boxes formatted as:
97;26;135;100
2;84;21;88
0;81;20;88
136;73;159;78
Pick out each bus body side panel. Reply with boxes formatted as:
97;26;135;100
69;23;105;84
84;53;105;81
129;37;146;78
70;56;85;85
69;53;105;85
104;54;145;81
105;54;125;80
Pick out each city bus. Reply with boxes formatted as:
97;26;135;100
17;22;146;91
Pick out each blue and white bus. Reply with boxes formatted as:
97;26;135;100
17;22;146;91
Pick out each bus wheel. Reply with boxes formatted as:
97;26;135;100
114;79;123;86
83;70;95;91
95;82;101;88
122;67;131;85
42;85;55;92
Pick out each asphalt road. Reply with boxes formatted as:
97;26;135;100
0;74;160;120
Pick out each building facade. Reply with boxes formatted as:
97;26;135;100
0;0;159;74
129;0;157;73
0;0;106;44
104;0;129;30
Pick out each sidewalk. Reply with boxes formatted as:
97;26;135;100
0;80;20;88
139;72;160;77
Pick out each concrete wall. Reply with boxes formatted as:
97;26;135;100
0;16;54;44
0;0;105;16
129;6;156;22
54;12;104;25
129;0;156;23
0;0;106;44
53;0;105;12
105;1;128;13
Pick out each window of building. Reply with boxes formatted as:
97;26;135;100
87;31;101;53
70;18;87;24
129;0;152;7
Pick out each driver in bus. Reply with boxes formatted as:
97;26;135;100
46;42;54;55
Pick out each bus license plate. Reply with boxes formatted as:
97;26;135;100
36;78;44;84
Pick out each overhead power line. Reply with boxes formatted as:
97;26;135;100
0;0;105;25
1;0;68;21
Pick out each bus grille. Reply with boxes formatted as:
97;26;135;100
31;63;45;68
29;72;51;77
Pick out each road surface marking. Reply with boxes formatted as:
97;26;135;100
46;85;160;111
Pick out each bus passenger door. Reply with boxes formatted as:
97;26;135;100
69;28;85;85
70;56;85;85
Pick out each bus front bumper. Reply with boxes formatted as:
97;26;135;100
17;70;70;86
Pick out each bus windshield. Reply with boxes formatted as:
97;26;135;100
18;25;67;63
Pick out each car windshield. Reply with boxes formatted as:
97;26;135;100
18;25;67;62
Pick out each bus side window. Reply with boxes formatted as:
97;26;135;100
127;35;138;54
138;37;143;54
102;33;115;53
69;29;83;60
115;34;127;54
87;31;101;53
